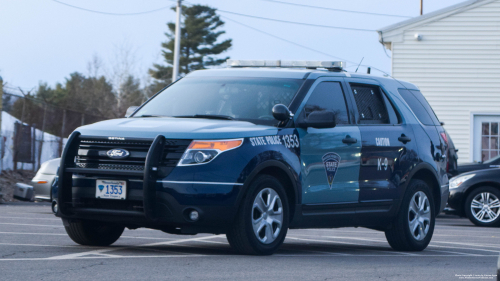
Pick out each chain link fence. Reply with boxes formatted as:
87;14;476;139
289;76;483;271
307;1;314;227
1;87;112;171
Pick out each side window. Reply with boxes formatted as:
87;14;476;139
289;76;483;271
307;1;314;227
301;82;349;125
398;89;440;126
350;84;390;124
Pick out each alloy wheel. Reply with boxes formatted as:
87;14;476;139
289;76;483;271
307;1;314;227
251;188;284;244
408;191;431;241
470;192;500;223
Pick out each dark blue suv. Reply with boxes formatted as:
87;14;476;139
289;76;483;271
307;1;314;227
54;60;451;255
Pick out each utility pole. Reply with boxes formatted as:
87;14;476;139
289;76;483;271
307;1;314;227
172;0;182;82
0;76;3;174
420;0;423;15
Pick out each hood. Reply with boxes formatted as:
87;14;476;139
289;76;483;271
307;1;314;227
458;167;500;177
76;117;278;139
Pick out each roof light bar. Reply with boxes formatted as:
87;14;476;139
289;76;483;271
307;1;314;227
226;59;345;70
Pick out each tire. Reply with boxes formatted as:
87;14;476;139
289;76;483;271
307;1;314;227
226;175;289;255
65;220;125;246
385;179;435;251
464;186;500;227
51;200;58;214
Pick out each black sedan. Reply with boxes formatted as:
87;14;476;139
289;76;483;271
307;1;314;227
457;155;500;175
448;168;500;227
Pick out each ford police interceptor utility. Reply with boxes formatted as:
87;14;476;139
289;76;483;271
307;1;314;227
53;60;451;255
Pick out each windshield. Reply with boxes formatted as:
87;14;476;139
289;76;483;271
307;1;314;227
133;76;304;126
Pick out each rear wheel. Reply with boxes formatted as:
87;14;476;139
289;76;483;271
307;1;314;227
65;220;124;246
226;175;289;255
385;179;435;251
464;186;500;227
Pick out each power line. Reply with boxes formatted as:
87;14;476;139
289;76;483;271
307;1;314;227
260;0;413;18
50;0;172;16
217;9;376;32
221;15;395;77
220;15;357;66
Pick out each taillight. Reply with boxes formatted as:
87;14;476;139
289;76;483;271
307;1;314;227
440;132;448;145
440;132;450;173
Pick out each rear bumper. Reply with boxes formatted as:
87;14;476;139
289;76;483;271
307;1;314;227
439;184;449;214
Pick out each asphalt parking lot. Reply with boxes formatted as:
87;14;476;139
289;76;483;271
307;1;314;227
0;203;498;281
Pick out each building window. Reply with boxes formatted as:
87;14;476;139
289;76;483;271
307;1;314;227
482;122;499;162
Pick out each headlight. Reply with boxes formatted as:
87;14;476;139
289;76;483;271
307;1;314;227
449;174;475;189
178;139;243;166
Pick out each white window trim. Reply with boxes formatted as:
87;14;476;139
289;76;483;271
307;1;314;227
469;112;500;162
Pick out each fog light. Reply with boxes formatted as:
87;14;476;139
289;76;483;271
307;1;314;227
189;210;199;221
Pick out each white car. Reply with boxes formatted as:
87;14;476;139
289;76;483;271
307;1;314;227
31;158;60;201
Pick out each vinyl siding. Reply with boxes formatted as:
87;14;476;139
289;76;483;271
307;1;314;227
391;0;500;163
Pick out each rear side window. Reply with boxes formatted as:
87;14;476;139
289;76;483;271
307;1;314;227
350;84;389;124
302;82;349;125
398;89;440;126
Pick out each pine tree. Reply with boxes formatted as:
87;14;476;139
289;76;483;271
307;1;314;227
150;4;232;86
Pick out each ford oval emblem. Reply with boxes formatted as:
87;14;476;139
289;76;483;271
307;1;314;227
106;148;130;159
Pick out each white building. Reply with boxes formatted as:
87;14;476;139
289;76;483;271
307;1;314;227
378;0;500;164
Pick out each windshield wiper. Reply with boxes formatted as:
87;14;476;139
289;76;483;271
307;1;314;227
134;114;164;118
173;114;234;120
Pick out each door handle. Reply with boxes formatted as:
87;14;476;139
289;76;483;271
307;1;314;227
398;135;411;143
342;135;357;144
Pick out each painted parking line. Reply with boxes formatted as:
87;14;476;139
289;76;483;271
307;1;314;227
0;231;181;241
0;253;496;262
286;236;420;256
0;242;94;248
0;216;61;221
45;235;223;260
286;235;499;256
0;222;64;228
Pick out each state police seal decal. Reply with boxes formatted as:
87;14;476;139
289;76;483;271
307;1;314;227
322;152;341;189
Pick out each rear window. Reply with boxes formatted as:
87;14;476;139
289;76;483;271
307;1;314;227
398;89;440;126
351;84;390;124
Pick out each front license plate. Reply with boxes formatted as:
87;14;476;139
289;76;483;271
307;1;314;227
96;179;127;200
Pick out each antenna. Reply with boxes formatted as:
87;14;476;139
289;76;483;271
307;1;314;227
355;57;364;73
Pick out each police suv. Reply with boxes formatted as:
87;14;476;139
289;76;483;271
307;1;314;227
54;60;451;255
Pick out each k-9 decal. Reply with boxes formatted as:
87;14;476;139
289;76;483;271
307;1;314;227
249;134;299;149
323;152;341;189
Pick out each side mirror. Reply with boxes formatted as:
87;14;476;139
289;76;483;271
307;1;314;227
125;106;139;117
272;104;292;121
297;111;336;129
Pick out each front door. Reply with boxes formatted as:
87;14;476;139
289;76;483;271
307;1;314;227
296;78;361;205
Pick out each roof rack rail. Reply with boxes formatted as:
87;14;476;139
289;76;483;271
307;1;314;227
226;60;345;71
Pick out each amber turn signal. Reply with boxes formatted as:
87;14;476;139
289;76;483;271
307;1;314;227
188;139;243;151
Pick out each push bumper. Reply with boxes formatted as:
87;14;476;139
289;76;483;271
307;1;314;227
56;132;242;233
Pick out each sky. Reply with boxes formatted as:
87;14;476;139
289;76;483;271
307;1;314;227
0;0;465;91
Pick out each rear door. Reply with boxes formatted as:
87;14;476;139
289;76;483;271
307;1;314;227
345;79;419;208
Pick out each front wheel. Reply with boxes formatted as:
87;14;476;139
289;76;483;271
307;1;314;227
65;220;124;246
226;175;289;255
465;186;500;227
385;179;435;251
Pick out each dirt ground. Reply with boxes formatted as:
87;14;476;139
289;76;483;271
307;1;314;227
0;170;36;202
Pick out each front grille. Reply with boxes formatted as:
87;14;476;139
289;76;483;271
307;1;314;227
75;163;145;171
74;136;191;177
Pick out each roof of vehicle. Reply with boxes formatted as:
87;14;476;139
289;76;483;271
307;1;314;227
186;67;418;90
